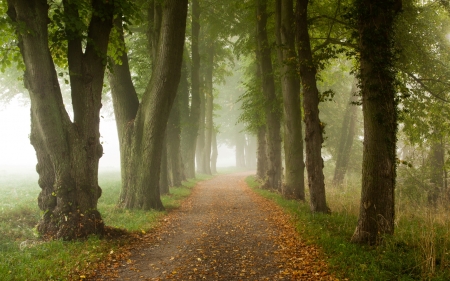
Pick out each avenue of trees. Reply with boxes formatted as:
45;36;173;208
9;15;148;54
2;0;450;247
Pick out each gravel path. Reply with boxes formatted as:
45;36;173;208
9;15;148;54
94;172;334;280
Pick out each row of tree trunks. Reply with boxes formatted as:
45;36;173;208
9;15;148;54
256;0;283;191
276;0;305;200
7;0;114;239
296;0;328;213
256;126;268;180
333;80;359;186
211;129;218;174
351;0;401;244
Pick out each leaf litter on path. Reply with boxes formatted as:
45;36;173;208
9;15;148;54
87;172;338;280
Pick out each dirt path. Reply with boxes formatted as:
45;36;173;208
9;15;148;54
94;172;333;280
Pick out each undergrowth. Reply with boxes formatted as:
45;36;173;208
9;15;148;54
246;175;450;281
0;171;211;281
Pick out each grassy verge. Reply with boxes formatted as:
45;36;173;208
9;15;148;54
245;175;450;281
0;171;212;281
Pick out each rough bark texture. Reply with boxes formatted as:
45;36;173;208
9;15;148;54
351;0;401;245
202;44;214;175
256;126;268;180
276;0;305;200
256;0;283;191
113;0;188;210
333;81;359;186
7;0;113;239
211;129;218;174
296;0;328;212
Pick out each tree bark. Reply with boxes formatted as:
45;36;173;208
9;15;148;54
110;0;188;210
180;0;201;179
296;0;328;212
333;81;359;186
351;0;401;245
7;0;114;239
276;0;305;200
256;0;283;191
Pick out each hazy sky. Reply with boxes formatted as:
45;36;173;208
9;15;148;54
0;98;235;173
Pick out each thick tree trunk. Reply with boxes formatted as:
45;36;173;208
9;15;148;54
180;0;201;179
236;132;247;168
333;81;359;186
115;0;188;210
296;0;328;212
7;0;113;239
202;44;214;175
211;128;218;174
351;0;400;245
256;125;268;180
276;0;305;200
256;0;283;190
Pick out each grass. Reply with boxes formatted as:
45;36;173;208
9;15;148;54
246;175;450;281
0;170;212;281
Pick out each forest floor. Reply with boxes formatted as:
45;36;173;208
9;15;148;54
89;172;335;280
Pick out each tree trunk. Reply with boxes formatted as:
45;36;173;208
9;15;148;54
202;43;214;175
256;125;268;180
180;0;201;179
167;76;186;187
256;0;283;191
296;0;328;212
7;0;114;239
196;79;206;173
276;0;305;200
110;0;188;210
236;132;247;168
333;81;359;186
211;128;218;174
159;136;170;195
351;0;401;245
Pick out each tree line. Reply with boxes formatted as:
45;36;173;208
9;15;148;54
2;0;450;247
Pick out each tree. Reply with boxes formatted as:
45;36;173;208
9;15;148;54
108;0;188;210
256;0;283;190
351;0;402;244
275;0;305;200
333;80;359;186
181;0;201;179
296;0;329;212
6;0;115;239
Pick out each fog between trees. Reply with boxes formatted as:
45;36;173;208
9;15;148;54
1;0;450;257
